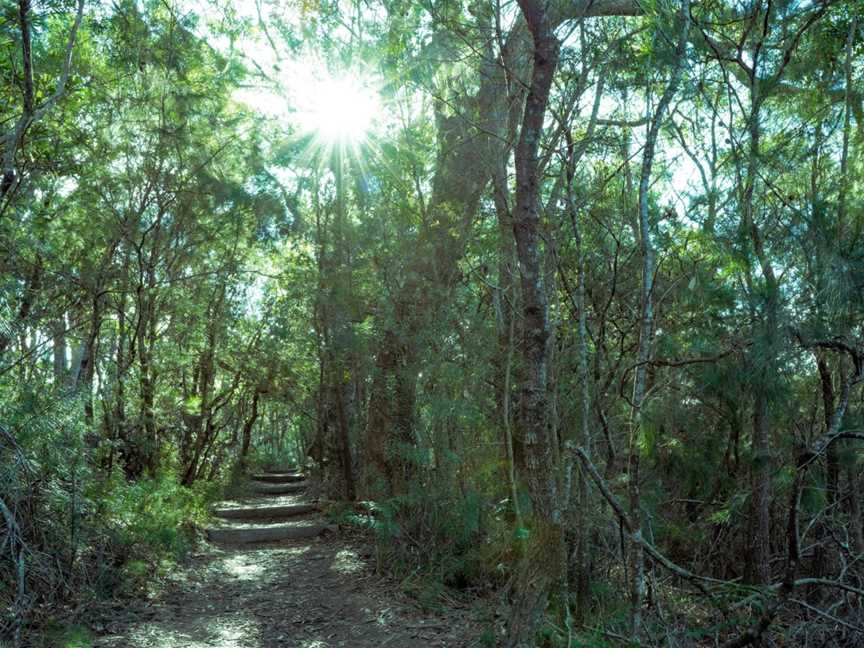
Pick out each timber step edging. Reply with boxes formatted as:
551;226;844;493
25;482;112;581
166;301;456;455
212;503;318;520
206;522;329;544
251;472;306;484
251;481;309;495
263;467;300;474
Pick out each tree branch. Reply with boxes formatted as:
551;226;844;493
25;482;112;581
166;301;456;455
2;0;85;196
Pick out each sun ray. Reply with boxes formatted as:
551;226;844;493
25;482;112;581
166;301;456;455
295;74;380;145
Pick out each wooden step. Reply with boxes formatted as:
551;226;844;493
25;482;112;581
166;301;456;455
251;481;308;495
213;502;317;520
251;472;305;484
206;521;327;544
264;466;299;474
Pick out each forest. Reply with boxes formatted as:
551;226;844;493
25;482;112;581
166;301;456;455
1;0;863;646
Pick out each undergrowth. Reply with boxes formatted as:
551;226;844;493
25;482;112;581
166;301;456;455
0;389;225;646
337;474;515;609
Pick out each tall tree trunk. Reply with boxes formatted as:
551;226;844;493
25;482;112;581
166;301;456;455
362;1;643;500
363;19;522;495
329;149;356;501
313;150;358;500
180;290;222;486
109;285;126;473
137;290;157;477
505;3;562;645
363;122;488;494
836;15;857;238
491;102;519;480
744;77;777;589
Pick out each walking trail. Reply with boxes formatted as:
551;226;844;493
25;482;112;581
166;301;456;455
91;468;478;647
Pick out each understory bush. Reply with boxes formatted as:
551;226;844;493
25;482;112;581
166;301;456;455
343;466;516;607
0;391;218;646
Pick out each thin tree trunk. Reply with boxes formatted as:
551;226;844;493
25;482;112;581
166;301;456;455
138;293;157;477
503;283;522;531
75;292;104;427
627;1;690;636
836;15;857;237
53;316;67;385
750;393;772;584
564;70;604;621
816;353;839;503
849;472;864;556
240;390;260;469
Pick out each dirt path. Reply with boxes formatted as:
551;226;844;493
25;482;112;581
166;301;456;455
91;475;480;647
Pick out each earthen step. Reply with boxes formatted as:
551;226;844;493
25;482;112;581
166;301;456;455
206;521;327;544
251;481;308;495
264;466;299;474
251;472;306;484
213;503;317;520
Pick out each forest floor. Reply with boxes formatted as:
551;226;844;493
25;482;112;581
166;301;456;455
87;487;484;647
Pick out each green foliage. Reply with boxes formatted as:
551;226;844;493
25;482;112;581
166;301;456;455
1;0;863;644
101;469;211;560
41;624;93;648
342;471;513;606
0;385;220;640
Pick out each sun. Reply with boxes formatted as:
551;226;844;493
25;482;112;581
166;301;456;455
295;73;380;145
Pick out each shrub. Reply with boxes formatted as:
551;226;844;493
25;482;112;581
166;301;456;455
0;389;218;645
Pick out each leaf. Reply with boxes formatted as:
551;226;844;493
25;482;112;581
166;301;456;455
708;508;731;525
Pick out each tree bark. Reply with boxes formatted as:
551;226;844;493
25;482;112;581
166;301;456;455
504;3;563;645
744;72;776;591
363;95;491;494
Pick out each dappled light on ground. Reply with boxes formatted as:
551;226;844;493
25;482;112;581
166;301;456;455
216;546;312;582
330;548;364;574
91;475;475;646
92;536;475;647
221;553;267;581
99;611;261;648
